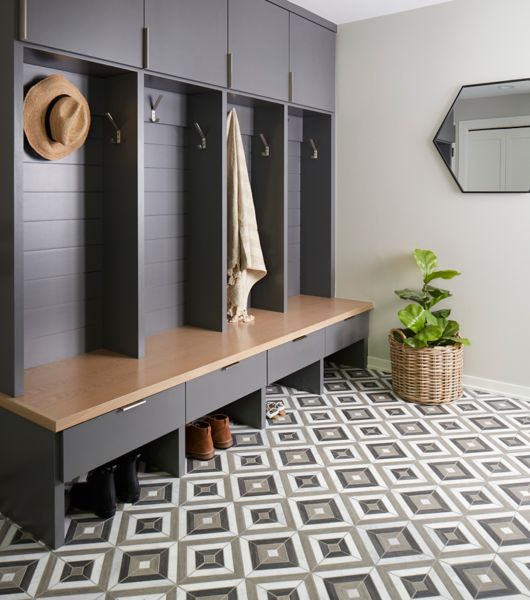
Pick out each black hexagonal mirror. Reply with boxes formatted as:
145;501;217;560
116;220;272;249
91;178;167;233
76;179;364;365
434;79;530;192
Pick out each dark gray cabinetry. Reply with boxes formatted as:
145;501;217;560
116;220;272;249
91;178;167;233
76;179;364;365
325;313;369;356
24;0;144;67
228;0;289;101
267;330;324;383
289;14;335;112
145;0;228;87
186;353;266;422
62;385;185;481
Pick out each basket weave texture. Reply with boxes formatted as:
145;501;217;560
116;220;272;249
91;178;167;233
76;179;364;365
389;329;464;404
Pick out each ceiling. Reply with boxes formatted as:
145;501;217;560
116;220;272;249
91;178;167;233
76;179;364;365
459;79;530;100
290;0;456;25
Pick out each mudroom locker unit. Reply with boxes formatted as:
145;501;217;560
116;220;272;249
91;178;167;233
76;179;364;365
0;0;373;548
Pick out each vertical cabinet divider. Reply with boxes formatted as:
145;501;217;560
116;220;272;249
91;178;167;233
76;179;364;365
186;89;227;332
103;70;144;357
0;19;24;395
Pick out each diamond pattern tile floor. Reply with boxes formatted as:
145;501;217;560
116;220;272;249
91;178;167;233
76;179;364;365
1;364;530;598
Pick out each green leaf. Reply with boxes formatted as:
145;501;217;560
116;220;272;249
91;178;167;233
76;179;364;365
394;288;429;305
442;320;460;338
432;309;451;319
444;337;471;346
424;311;438;326
415;324;445;343
403;336;428;348
424;269;461;284
425;285;452;309
398;304;427;334
414;249;437;277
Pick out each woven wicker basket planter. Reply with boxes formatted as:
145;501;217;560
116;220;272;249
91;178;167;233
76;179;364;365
389;329;464;404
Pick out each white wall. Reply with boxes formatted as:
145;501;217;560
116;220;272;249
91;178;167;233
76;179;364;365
336;0;530;390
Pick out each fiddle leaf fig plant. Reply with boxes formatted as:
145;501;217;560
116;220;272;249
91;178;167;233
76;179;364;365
394;249;470;349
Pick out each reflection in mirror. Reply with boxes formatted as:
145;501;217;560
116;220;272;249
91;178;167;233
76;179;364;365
434;79;530;192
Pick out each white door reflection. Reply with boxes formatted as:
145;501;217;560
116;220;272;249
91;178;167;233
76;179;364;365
435;79;530;192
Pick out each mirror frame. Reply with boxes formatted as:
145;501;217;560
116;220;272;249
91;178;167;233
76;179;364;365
433;78;530;194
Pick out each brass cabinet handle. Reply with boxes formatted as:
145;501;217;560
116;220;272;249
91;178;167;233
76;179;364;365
143;27;150;69
292;335;307;343
227;53;233;88
289;71;293;103
19;0;27;41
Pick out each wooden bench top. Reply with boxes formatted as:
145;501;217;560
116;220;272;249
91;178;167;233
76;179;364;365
0;295;373;432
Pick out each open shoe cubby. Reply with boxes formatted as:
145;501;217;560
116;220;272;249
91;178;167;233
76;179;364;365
22;48;142;370
287;107;334;298
227;93;287;313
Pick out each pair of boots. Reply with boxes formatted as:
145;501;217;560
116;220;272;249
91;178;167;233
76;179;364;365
70;453;140;519
186;414;233;460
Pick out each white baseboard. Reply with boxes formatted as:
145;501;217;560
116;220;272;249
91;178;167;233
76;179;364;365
367;356;391;372
367;356;530;401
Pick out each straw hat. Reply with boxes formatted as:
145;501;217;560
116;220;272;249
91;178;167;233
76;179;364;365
23;74;91;161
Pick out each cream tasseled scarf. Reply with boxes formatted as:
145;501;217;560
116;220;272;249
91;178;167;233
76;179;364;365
227;108;267;323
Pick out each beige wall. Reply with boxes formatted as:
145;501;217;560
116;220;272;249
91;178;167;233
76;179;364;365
336;0;530;388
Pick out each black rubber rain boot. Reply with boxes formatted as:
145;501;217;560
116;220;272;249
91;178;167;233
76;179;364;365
115;453;141;504
70;465;117;519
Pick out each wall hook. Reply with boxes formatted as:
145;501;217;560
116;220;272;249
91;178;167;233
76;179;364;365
308;138;318;160
193;122;207;150
149;94;163;123
105;112;122;145
259;133;270;157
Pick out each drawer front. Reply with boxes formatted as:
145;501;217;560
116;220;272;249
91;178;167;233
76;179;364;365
186;353;266;422
325;313;369;357
62;385;185;481
267;330;325;384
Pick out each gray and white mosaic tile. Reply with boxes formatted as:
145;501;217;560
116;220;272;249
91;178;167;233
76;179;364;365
1;364;530;598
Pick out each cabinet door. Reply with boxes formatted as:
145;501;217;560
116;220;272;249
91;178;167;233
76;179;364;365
290;14;336;112
145;0;228;87
25;0;143;67
229;0;289;101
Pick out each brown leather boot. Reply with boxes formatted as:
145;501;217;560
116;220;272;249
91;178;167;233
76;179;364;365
206;414;233;449
186;420;215;461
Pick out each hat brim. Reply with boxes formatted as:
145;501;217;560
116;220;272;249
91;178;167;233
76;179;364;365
23;74;91;161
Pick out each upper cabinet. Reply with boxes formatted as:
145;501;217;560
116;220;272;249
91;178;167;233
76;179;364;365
228;0;289;101
24;0;144;67
21;0;336;112
145;0;228;87
289;14;336;112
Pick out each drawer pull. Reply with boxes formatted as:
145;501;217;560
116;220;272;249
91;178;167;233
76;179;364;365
120;400;147;413
222;361;240;371
344;316;355;322
292;335;307;343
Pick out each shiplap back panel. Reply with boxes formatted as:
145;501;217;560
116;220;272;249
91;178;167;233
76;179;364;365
288;114;302;296
23;64;104;368
144;88;189;335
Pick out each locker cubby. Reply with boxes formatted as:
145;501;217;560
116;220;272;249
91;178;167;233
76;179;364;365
21;48;143;370
227;93;287;313
287;107;334;298
144;75;226;334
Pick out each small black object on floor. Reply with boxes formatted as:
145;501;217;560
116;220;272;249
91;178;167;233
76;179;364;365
70;452;141;518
